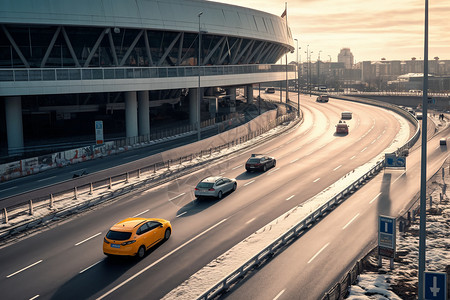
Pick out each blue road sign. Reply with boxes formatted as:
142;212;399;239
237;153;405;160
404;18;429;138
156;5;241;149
424;271;447;300
379;216;394;234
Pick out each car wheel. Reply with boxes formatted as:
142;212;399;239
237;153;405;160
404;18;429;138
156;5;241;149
137;246;146;259
164;228;171;241
263;165;267;172
232;183;237;191
217;190;223;199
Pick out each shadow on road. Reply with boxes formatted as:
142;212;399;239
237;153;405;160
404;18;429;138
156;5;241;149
50;242;165;300
378;172;392;216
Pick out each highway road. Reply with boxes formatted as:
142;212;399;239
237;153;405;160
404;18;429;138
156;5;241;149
0;95;415;300
222;111;449;298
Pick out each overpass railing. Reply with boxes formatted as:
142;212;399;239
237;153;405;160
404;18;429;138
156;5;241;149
0;64;295;82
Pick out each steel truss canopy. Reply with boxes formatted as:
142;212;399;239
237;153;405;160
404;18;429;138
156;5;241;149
0;0;294;69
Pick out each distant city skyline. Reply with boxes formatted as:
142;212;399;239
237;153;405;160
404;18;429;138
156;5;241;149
209;0;450;64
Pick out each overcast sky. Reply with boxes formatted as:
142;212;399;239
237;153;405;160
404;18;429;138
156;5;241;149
209;0;450;63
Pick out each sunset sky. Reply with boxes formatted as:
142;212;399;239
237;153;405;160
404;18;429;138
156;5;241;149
210;0;450;64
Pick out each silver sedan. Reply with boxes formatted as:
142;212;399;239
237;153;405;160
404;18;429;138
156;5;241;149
194;176;237;199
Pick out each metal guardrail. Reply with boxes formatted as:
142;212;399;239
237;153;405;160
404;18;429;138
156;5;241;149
0;111;298;238
0;64;295;82
196;96;421;300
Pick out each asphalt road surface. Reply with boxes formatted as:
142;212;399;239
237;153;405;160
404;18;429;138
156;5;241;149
0;95;417;300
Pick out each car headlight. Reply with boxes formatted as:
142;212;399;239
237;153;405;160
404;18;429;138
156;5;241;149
121;240;136;246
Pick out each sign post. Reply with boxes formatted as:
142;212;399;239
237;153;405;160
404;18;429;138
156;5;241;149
424;271;447;300
95;120;104;145
378;215;396;269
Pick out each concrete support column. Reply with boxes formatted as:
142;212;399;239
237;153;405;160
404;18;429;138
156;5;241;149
138;91;150;136
226;88;236;101
189;88;200;127
125;91;138;138
5;96;24;155
246;85;254;104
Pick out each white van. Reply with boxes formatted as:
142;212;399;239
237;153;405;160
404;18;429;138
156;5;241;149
341;111;352;120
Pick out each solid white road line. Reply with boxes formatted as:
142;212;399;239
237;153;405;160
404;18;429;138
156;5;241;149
342;213;360;230
333;165;342;171
29;295;39;300
176;211;187;218
232;165;242;170
286;195;295;201
307;243;330;264
313;178;320;183
79;260;103;274
37;176;57;182
169;193;186;201
75;232;102;246
393;171;407;184
244;180;255;186
268;167;280;174
1;186;17;192
96;219;228;300
369;192;381;204
7;260;43;278
273;289;285;300
246;217;256;224
132;209;150;218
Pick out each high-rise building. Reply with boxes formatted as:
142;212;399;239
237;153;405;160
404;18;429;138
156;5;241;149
338;48;354;69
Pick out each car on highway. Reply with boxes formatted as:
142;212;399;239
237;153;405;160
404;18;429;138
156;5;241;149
336;120;349;134
440;138;447;145
245;154;276;172
416;112;423;120
103;217;172;258
341;111;352;120
195;176;237;199
264;87;275;93
316;95;329;102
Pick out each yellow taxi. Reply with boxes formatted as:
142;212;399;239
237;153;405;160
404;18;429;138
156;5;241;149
103;217;172;258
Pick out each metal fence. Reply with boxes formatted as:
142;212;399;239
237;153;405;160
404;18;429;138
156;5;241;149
0;64;295;83
0;111;298;238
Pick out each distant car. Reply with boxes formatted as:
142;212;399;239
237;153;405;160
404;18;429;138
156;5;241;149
316;95;329;102
440;138;447;145
245;154;276;172
195;176;237;199
265;87;275;94
341;111;352;120
336;121;349;134
103;218;172;258
416;112;423;120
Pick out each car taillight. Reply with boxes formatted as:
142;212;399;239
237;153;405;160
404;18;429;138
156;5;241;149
208;188;215;191
103;237;110;244
121;240;136;246
195;188;199;190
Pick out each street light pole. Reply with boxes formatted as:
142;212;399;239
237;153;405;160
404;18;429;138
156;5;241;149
418;1;428;299
197;12;203;141
294;39;300;117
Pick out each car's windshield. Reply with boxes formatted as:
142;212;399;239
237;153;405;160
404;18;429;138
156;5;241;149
106;230;132;241
197;182;214;188
247;158;260;164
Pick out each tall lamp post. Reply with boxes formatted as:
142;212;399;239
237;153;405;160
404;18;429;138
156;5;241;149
294;39;300;117
318;50;322;89
197;12;203;141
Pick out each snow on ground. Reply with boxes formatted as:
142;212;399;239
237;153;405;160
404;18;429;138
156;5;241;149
161;109;413;299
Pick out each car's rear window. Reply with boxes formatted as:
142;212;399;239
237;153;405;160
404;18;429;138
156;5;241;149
106;230;132;241
197;182;214;188
247;158;260;163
